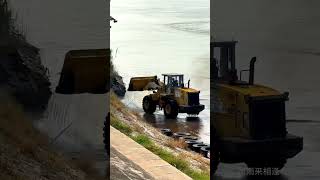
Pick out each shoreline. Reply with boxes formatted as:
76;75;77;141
110;92;210;180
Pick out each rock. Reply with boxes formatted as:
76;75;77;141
0;44;52;112
111;73;126;97
110;60;126;97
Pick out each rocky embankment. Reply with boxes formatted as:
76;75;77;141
0;44;51;112
0;1;103;179
0;0;51;112
110;61;126;97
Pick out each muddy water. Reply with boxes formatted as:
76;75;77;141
9;0;109;176
111;0;210;143
212;0;320;179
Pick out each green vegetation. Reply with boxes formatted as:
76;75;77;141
110;113;210;180
110;113;132;135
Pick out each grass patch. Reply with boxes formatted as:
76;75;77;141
110;114;210;180
0;91;49;152
132;134;209;180
110;113;132;136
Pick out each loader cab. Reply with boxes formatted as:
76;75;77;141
211;41;257;85
211;41;238;83
162;74;184;94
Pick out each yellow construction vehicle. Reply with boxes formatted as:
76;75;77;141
128;73;205;118
211;41;303;172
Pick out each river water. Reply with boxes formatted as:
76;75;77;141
213;0;320;179
111;0;210;144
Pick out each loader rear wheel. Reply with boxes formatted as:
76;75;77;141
164;100;178;119
212;150;220;174
143;96;156;114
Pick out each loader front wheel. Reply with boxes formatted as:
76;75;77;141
164;100;178;119
56;70;75;94
143;96;156;114
211;127;220;174
103;113;110;156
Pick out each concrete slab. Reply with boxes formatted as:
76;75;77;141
110;147;154;180
110;126;192;180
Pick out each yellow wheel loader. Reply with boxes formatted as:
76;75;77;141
211;41;303;173
128;73;205;118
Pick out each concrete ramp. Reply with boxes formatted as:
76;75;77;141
110;126;192;180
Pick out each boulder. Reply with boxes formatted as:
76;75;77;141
0;44;52;112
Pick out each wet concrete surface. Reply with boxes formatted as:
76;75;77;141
110;147;153;180
58;146;151;180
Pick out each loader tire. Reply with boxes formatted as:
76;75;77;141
212;149;220;174
164;100;178;119
185;140;203;149
143;96;156;114
161;128;173;136
211;127;220;174
103;113;110;156
200;146;210;158
57;70;74;94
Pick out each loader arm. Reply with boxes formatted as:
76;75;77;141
128;76;160;91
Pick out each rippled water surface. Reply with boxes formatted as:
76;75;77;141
111;0;210;143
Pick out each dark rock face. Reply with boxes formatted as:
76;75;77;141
111;73;126;97
110;59;126;97
0;44;52;112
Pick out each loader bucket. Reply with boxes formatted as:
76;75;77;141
128;76;160;91
55;49;110;94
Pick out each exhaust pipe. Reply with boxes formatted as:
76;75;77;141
249;57;256;85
